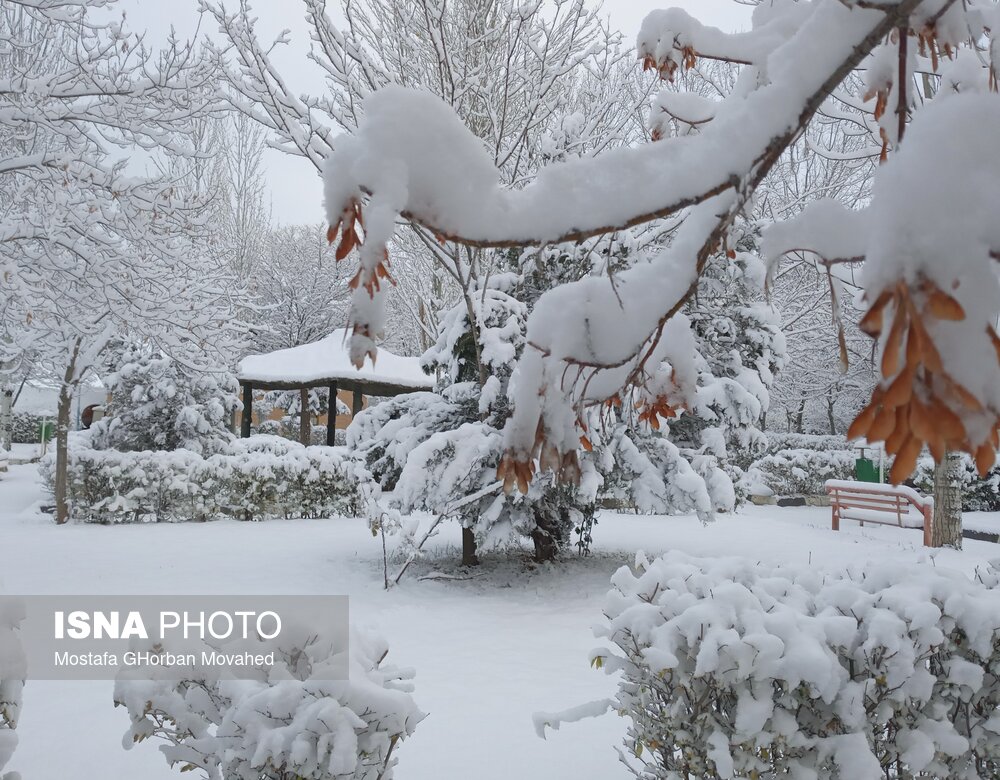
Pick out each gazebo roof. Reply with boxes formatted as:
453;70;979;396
237;329;434;396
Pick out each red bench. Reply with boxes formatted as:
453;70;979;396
824;479;934;547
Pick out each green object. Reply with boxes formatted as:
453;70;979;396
39;420;54;443
855;457;880;483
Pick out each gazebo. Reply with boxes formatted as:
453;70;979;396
236;329;434;444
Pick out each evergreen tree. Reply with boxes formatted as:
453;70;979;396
89;344;239;455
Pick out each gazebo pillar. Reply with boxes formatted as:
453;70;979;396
326;382;338;446
241;383;253;438
299;388;310;445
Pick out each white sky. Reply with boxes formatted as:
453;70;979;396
121;0;749;225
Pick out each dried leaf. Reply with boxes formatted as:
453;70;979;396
885;407;909;455
889;436;921;484
943;376;984;413
908;396;934;442
869;405;899;443
926;289;965;320
928;395;966;441
883;366;914;408
859;290;892;336
927;431;945;463
881;309;907;377
847;402;878;440
990;327;1000;364
908;315;942;373
975;442;997;477
335;229;356;260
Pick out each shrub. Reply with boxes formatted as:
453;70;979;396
764;432;851;453
10;413;48;444
540;553;1000;780
0;597;25;780
730;433;847;472
746;447;857;496
912;455;1000;512
40;435;367;522
114;625;423;780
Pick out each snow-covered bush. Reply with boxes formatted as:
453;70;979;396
0;598;25;780
89;346;239;456
540;553;1000;780
764;432;851;455
10;413;48;445
746;448;857;497
912;454;1000;512
41;435;366;522
114;625;423;779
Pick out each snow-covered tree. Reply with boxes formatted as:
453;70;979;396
88;344;239;455
322;0;1000;503
0;0;247;522
248;224;352;355
352;242;755;562
202;0;648;369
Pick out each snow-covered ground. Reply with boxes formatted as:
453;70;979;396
1;462;998;779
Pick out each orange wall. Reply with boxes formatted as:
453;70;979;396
234;389;367;430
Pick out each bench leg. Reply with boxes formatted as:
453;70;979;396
831;503;840;532
923;507;933;547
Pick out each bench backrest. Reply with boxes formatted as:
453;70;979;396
824;479;932;515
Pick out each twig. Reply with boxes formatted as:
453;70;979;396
389;481;504;587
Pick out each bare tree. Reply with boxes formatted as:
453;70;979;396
0;0;243;522
201;0;651;376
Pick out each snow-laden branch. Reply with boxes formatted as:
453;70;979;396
321;0;924;478
323;2;917;248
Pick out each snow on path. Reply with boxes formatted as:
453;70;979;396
1;463;997;779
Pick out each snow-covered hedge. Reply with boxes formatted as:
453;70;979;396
42;435;367;523
912;454;1000;512
734;433;850;471
765;432;851;453
0;598;25;780
747;447;856;496
10;413;48;445
546;553;1000;780
114;625;423;779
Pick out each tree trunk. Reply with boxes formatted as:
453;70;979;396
54;342;81;524
531;529;560;563
826;393;837;435
794;399;805;434
531;506;568;563
0;387;12;451
461;526;479;566
931;451;963;549
55;387;73;523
